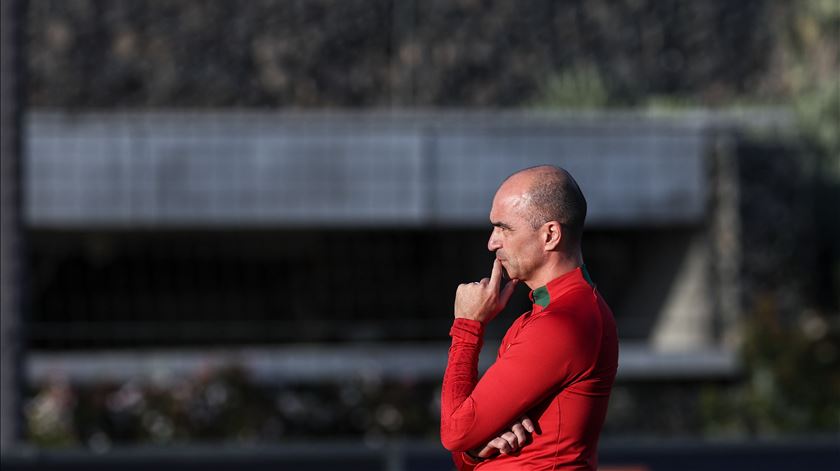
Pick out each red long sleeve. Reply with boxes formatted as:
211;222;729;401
440;267;618;470
441;309;599;451
442;319;484;471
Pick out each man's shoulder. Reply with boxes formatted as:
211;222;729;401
516;305;601;360
538;291;605;329
545;284;599;314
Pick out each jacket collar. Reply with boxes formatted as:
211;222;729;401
528;265;594;311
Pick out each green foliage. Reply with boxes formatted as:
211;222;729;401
782;0;840;176
535;66;608;109
27;0;786;108
701;305;840;436
795;79;840;176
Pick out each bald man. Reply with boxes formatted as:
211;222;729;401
440;166;619;470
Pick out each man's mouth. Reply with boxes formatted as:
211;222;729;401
498;261;510;279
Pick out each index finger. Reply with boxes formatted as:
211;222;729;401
489;258;502;289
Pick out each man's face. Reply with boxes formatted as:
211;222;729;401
486;183;544;284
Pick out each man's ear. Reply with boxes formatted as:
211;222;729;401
543;221;562;250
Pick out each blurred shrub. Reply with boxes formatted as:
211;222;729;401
26;365;441;448
25;377;78;447
701;306;840;436
27;0;780;108
535;65;608;109
781;0;840;177
36;361;837;448
785;0;840;310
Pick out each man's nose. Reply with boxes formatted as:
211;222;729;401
487;231;501;252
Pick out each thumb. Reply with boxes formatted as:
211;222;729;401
499;278;519;307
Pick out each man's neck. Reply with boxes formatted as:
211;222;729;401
524;250;583;290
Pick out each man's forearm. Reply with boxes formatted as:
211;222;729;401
440;318;485;451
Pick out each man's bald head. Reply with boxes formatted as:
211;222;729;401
503;165;587;244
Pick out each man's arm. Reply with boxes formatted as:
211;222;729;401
440;264;596;451
441;259;519;452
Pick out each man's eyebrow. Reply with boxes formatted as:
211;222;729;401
491;221;513;230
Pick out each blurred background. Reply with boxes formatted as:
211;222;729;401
1;1;838;470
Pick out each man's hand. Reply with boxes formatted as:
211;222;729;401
469;416;535;460
455;259;519;323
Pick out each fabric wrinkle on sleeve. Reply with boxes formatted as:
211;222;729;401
449;317;485;344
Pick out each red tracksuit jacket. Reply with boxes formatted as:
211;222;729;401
441;266;619;470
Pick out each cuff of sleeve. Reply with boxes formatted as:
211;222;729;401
449;318;485;343
461;451;484;465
